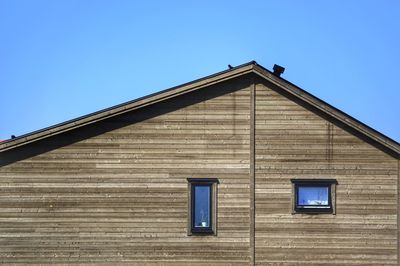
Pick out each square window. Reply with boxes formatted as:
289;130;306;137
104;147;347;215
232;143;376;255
187;178;218;235
291;179;337;214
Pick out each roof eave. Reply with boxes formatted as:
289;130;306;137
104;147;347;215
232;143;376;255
1;61;398;159
252;64;400;159
0;62;256;152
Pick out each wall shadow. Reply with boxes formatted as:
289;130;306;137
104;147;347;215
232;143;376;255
0;74;252;167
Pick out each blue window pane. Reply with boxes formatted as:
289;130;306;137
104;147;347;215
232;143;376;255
298;187;328;206
194;186;210;228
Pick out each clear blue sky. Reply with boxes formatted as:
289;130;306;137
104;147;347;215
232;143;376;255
0;0;399;142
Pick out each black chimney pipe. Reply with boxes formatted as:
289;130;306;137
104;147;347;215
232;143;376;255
273;64;285;77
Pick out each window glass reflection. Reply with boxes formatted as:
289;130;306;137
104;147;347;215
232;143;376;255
194;186;210;228
298;186;328;206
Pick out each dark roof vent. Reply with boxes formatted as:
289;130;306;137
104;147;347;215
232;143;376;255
273;64;285;77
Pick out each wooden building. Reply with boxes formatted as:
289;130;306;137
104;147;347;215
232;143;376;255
0;61;399;265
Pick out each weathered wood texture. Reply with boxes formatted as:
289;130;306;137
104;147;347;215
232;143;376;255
0;78;251;264
254;81;399;265
0;73;398;265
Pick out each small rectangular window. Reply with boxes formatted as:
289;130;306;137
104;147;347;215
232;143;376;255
187;178;218;235
298;186;329;207
291;179;337;214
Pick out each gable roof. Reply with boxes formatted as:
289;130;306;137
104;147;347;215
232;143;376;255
1;61;399;158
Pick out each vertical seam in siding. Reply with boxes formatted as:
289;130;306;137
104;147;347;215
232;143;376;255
250;77;256;266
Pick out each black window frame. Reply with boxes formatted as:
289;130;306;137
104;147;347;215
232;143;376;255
291;179;337;214
187;178;218;235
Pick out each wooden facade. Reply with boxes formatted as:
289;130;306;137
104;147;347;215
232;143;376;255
0;62;399;265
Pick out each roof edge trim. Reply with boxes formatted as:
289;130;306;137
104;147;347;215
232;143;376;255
1;60;399;158
252;64;400;158
0;61;256;152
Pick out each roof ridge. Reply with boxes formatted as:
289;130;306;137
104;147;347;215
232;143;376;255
1;61;399;159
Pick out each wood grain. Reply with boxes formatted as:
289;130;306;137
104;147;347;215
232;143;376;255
0;79;252;264
254;81;398;265
0;73;398;265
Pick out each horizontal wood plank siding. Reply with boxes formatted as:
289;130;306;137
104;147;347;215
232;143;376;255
255;82;398;265
0;79;251;264
1;73;398;265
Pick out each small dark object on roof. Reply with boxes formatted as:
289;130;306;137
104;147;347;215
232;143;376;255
273;64;285;77
228;64;233;69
